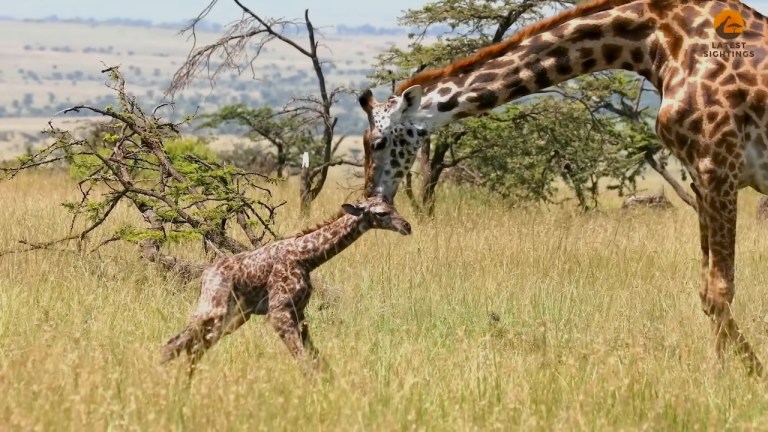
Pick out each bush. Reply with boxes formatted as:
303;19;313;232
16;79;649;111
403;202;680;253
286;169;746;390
66;129;218;182
217;144;279;175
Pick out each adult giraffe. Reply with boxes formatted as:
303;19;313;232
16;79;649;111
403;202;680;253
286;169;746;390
358;0;768;375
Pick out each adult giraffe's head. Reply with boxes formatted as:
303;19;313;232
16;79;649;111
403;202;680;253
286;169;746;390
358;85;429;202
356;0;677;203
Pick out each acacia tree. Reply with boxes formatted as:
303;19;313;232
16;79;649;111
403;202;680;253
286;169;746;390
195;105;307;178
0;67;283;281
369;0;694;214
166;1;360;216
195;104;358;198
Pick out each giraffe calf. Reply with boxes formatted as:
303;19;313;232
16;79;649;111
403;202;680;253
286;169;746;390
159;195;411;376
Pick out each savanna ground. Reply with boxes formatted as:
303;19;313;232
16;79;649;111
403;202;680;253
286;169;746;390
3;166;768;431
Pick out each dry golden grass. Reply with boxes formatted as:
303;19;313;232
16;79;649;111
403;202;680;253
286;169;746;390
3;170;768;431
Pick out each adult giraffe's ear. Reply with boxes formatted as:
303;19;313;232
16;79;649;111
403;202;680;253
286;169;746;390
358;89;375;112
341;203;364;216
397;85;423;118
358;88;376;129
359;89;376;118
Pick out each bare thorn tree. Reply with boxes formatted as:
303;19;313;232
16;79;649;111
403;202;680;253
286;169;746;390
0;66;284;282
167;1;360;216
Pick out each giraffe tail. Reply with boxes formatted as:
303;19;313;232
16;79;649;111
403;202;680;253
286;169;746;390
159;326;196;365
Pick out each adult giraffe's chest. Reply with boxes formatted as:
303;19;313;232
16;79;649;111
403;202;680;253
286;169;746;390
654;89;768;194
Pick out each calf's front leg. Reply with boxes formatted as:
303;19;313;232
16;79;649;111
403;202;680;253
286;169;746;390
267;307;324;370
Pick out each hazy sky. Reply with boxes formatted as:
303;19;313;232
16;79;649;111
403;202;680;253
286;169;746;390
1;0;432;27
3;0;768;27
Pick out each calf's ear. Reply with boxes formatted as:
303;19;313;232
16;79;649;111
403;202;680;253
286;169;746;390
341;203;364;216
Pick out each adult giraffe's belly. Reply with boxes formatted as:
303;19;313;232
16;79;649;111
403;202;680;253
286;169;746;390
739;125;768;194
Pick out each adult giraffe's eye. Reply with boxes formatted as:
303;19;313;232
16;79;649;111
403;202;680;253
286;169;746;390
372;137;388;150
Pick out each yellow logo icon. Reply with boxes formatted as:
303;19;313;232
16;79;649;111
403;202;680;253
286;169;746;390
714;9;745;39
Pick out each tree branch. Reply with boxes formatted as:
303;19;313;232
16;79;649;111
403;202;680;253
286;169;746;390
2;65;281;276
644;152;696;209
233;0;313;57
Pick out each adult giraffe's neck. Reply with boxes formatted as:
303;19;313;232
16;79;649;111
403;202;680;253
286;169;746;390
294;214;368;270
408;1;662;130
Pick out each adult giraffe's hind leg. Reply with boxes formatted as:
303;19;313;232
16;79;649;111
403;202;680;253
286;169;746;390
697;166;763;376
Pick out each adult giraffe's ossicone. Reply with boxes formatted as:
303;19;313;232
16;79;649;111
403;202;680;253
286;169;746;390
358;0;768;375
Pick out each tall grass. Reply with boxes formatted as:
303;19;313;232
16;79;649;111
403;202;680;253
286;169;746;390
2;170;768;431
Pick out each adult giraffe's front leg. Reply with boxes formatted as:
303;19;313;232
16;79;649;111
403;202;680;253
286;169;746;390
697;163;762;376
692;183;710;320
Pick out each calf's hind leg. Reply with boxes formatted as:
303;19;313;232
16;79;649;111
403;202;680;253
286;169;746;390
186;302;254;377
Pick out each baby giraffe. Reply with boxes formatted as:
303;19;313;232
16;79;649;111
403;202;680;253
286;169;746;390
159;195;411;376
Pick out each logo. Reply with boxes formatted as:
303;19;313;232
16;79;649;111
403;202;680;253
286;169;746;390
703;8;754;57
714;9;745;39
